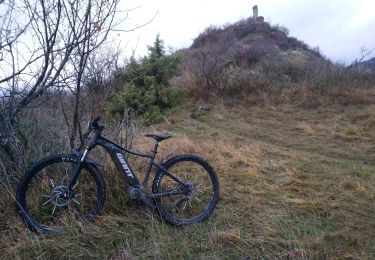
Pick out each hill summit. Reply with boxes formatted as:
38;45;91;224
191;18;316;55
188;17;327;68
175;16;334;102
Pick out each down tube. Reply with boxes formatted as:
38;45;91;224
108;146;141;187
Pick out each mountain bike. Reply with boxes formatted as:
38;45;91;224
16;117;220;234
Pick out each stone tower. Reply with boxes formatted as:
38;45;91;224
253;5;258;20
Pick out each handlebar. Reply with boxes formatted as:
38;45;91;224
76;116;104;151
89;116;104;131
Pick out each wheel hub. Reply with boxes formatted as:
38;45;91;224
50;185;71;207
185;182;196;198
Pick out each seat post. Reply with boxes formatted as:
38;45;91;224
143;141;160;188
152;141;159;156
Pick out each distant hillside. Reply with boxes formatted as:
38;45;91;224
349;57;375;72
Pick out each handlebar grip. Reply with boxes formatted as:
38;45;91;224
93;116;101;123
89;116;103;129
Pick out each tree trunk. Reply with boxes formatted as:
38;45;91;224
0;111;24;171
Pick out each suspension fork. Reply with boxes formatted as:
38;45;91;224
67;130;100;192
67;147;89;192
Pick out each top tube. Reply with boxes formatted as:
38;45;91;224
96;135;154;158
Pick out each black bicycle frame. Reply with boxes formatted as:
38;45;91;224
67;129;189;199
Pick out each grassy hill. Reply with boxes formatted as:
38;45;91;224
174;19;374;105
1;102;374;258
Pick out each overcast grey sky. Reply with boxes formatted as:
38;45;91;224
120;0;375;64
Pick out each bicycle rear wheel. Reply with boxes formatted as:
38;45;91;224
152;154;219;226
16;154;105;234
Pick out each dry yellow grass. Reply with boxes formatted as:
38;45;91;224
295;122;315;135
1;103;375;259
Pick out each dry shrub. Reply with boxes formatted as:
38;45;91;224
283;86;375;108
234;40;279;66
283;86;324;108
326;87;375;106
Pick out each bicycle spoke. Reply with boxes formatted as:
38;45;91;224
49;179;55;188
43;197;53;206
52;204;57;215
42;194;58;206
67;204;82;221
194;196;202;202
73;181;79;190
174;197;186;209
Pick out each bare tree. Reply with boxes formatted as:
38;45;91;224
0;0;121;169
61;43;124;149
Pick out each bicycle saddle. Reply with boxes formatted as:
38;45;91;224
145;133;172;142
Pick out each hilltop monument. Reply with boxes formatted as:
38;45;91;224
253;5;258;20
252;5;264;22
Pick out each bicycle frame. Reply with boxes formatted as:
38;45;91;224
67;129;189;199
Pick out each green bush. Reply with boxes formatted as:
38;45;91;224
107;35;184;125
107;80;184;125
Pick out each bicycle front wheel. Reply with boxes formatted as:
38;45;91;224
152;154;220;226
16;154;105;234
